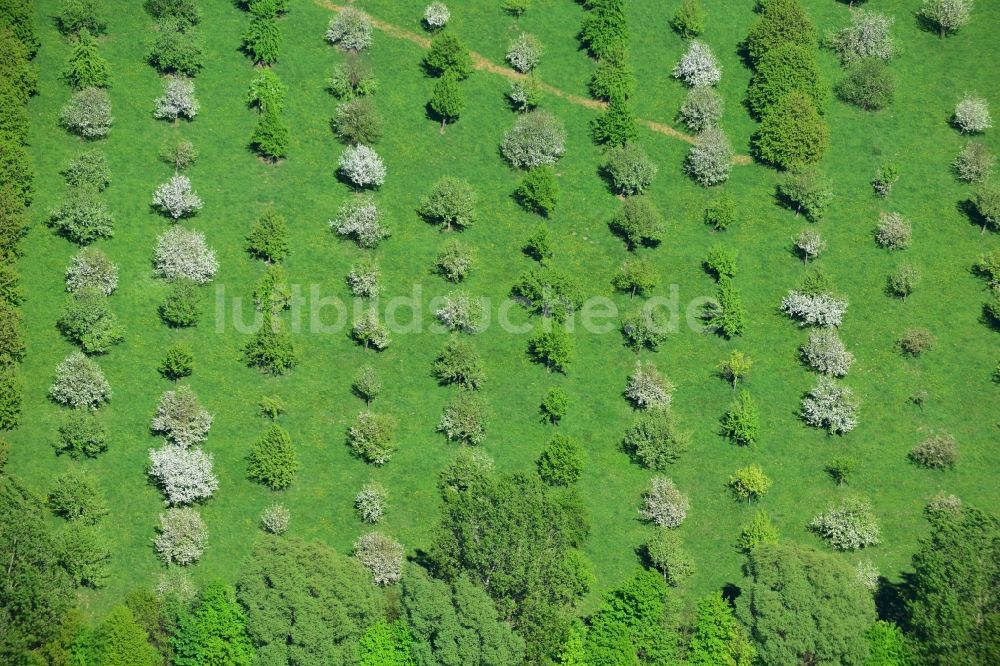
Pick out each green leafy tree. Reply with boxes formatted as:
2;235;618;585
524;225;553;263
747;44;826;118
704;193;737;231
242;316;297;374
704;245;737;281
55;0;107;36
418;177;478;230
836;58;894;111
433;336;485;390
54;411;108;458
0;367;21;430
89;605;160;666
753;91;829;170
246;208;289;262
528;326;573;372
159;279;202;327
745;0;817;64
727;463;772;503
172;582;254;666
671;0;706;38
242;15;280;65
688;592;756;665
777;169;833;221
246;67;287;112
48;470;107;524
584;569;678;665
540;387;568;423
865;621;907;666
147;19;204;76
579;0;628;60
430;72;465;132
250;108;289;161
424;33;473;79
512;268;584;321
735;543;875;665
591;97;638;147
610;195;665;249
247;424;298;490
644;528;695;586
48;185;114;245
720;390;760;446
358;620;414;666
158;343;194;380
611;257;656;297
63;29;110;90
703;277;747;338
515;166;559;217
718;350;752;388
825;457;857;486
56;289;124;354
589;49;636;102
536;433;584;486
0;0;40;53
736;510;779;553
622;408;690;470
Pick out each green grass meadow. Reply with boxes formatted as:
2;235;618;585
9;0;1000;619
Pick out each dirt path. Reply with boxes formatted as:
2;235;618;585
318;0;752;165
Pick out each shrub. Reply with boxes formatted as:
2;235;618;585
246;208;289;262
523;225;553;263
154;507;207;565
801;330;854;377
954;141;995;182
898;327;936;357
721;390;760;446
686;127;732;186
673;39;720;88
418;177;477;230
158;343;193;380
438;391;486;445
352;309;390;350
348;411;396;464
515;166;559;216
54;410;108;457
780;290;848;327
753;91;828;169
625;361;674;410
49;470;107;523
152;174;202;219
423;32;472;79
56;290;124;354
332;97;382;146
326;7;372;52
347;259;380;298
48;185;114;244
909;433;957;469
61;149;110;190
328;55;377;99
243;317;297;374
355;482;387;523
423;2;450;30
744;0;817;63
49;352;110;409
671;0;705;38
351;365;382;405
604;143;657;196
432;336;485;389
353;532;403;586
887;263;920;300
703;278;747;338
623;409;689;470
540;387;568;423
678;86;723;132
918;0;973;38
260;503;290;534
506;33;542;73
801;377;858;434
808;497;881;550
63;29;110;90
160;139;198;171
747;44;826;117
825;457;857;485
612;257;656;297
728;464;772;503
147;444;219;505
153;227;218;283
248;424;298;489
250;109;289;160
500;111;566;168
147;19;203;76
536;434;584;486
159;279;201;327
331;196;389;248
794;229;825;264
871;162;899;197
836;58;894;111
151;385;212;447
242;15;280;65
621;308;668;351
736;511;779;552
436;239;473;281
703;194;736;231
953;93;991;133
874;211;912;249
639;476;688;528
827;10;895;64
611;196;665;248
56;0;107;36
338;144;386;189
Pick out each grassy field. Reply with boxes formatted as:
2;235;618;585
9;0;1000;620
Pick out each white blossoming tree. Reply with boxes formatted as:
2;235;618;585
154;507;207;566
153;174;203;219
780;291;848;327
65;247;118;295
331;196;389;248
151;385;213;447
353;531;403;586
153;77;199;121
338;144;386;189
801;377;859;434
625;361;675;410
49;352;112;409
153;227;219;284
640;476;689;528
672;40;721;87
148;444;219;505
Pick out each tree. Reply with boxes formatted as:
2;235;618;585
523;225;553;263
954;93;991;134
747;44;827;118
144;0;200;24
246;208;288;262
63;29;110;89
328;55;378;99
154;227;218;283
703;277;747;338
623;408;689;470
865;621;907;666
160;138;198;171
152;174;202;219
49;351;110;409
66;247;117;295
60;86;113;138
260;503;289;535
671;0;706;38
326;7;372;52
828;10;895;64
836;58;894;111
89;606;160;666
753;91;828;169
886;262;919;300
874;211;912;249
954;141;995;182
333;96;383;144
401;566;525;666
348;411;397;464
610;195;665;248
640;475;688;527
332;196;389;247
515;166;559;216
973;178;1000;233
591;97;638;147
506;33;542;73
704;193;736;231
172;582;254;666
906;506;1000;664
54;410;108;458
355;482;387;524
612;257;656;297
777;169;832;222
436;239;473;281
507;76;542;112
48;470;107;523
720;390;760;446
528;326;573;371
236;537;384;664
250;108;289;160
433;336;485;389
242;15;280;65
919;0;973;38
679;85;723;132
438;390;487;445
801;329;854;376
248;424;298;488
589;49;636;102
151;385;211;447
160;279;202;327
157;343;194;380
780;290;848;327
154;507;207;566
584;569;678;664
621;307;669;350
423;2;450;31
744;0;817;64
704;245;737;281
55;522;109;588
736;510;779;553
579;0;628;60
353;531;403;586
147;18;203;76
794;229;825;264
419;177;477;230
604;143;657;196
540;387;568;423
350;366;381;405
644;528;695;586
801;377;858;434
898;327;936;357
153;77;199;123
736;543;875;665
511;268;584;321
56;289;125;353
352;308;390;350
872;162;900;197
358;620;414;666
688;593;756;665
0;367;20;430
424;32;473;78
624;361;674;410
909;432;958;469
809;497;881;550
672;39;721;87
246;67;286;112
536;434;584;486
728;464;772;503
148;444;218;505
0;302;23;365
48;185;114;244
686;127;733;186
338;144;386;188
347;259;380;298
718;350;752;388
0;25;37;99
501;110;567;168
